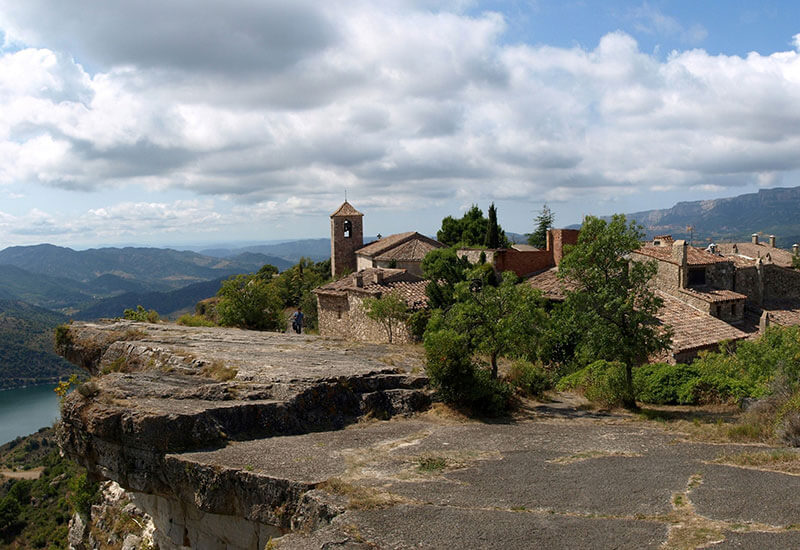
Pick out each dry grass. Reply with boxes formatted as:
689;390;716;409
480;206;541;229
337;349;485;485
548;450;641;465
318;478;406;510
713;449;800;475
201;360;238;381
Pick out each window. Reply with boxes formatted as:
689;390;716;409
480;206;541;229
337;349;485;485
337;306;342;320
687;268;706;286
343;219;352;238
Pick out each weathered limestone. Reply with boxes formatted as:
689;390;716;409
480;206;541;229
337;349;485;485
56;321;430;548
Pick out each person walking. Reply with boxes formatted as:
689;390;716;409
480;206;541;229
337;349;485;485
290;307;304;334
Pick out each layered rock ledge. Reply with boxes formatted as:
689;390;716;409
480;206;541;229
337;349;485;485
57;321;800;549
56;321;430;548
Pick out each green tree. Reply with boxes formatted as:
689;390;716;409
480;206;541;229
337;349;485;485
446;270;546;379
527;203;554;249
362;293;409;343
256;263;280;280
216;274;285;331
557;214;671;408
485;203;500;248
421;247;472;310
122;305;159;323
436;205;511;248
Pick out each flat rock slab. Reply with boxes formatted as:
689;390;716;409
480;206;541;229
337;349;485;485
173;413;800;548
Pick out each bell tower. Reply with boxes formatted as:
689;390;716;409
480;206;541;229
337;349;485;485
330;201;364;278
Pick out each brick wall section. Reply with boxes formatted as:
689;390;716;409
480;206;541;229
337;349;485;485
494;249;553;277
549;229;579;266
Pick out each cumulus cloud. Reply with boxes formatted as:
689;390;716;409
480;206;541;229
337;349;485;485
0;1;799;241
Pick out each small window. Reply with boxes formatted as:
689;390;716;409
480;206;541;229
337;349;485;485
688;268;706;286
343;219;352;238
337;307;342;320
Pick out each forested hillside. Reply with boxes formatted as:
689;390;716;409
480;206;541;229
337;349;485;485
0;301;78;389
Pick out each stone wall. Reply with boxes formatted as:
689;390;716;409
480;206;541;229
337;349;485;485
347;294;415;344
457;249;497;266
764;264;800;301
331;215;363;277
705;262;735;290
632;252;680;289
356;255;373;271
317;293;350;339
734;265;762;305
374;259;423;276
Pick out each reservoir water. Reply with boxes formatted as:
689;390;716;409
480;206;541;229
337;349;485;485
0;384;61;445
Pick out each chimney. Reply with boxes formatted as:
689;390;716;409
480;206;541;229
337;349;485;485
374;270;384;284
752;234;759;245
672;240;687;266
759;311;770;332
769;235;776;248
354;273;363;288
793;244;799;256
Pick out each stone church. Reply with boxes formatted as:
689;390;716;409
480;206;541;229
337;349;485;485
314;201;443;343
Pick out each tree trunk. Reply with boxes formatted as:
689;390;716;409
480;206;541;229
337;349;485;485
622;363;638;410
491;353;498;379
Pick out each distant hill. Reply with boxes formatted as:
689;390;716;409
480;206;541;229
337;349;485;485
0;244;274;289
0;300;79;388
0;265;95;310
200;238;331;263
72;277;227;321
569;186;800;248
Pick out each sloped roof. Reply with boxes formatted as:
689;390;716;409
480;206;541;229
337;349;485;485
375;238;442;262
356;232;443;259
634;245;731;266
314;267;429;310
760;300;800;328
330;201;363;218
526;267;573;301
716;242;795;268
678;287;747;304
655;291;748;353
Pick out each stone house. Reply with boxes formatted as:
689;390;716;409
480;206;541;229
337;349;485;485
528;232;800;364
319;201;441;343
314;267;428;344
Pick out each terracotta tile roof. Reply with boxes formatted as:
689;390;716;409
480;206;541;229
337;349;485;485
678;287;747;303
512;244;540;252
655;291;748;353
760;300;800;327
374;238;442;262
716;243;795;268
526;267;574;301
330;201;363;217
314;268;429;310
356;232;443;259
634;245;731;266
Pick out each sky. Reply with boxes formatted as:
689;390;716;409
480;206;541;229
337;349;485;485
1;1;800;249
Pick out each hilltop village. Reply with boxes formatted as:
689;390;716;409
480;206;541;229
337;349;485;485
315;201;800;363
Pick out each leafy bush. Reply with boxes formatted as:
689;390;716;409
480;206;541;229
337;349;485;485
122;305;160;323
633;363;698;404
67;472;99;519
423;325;511;415
217;274;286;331
176;314;215;327
508;359;551;397
557;360;629;408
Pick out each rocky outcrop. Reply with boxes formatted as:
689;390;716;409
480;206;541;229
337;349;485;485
56;321;429;549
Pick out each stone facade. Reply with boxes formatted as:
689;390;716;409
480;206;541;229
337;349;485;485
315;268;427;344
330;201;364;278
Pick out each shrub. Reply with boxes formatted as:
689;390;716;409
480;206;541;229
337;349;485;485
177;314;216;327
557;360;628;408
423;326;511;415
122;305;160;323
508;359;551;397
633;363;698;405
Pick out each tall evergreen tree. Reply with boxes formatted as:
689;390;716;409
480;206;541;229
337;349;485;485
527;204;554;249
485;203;500;248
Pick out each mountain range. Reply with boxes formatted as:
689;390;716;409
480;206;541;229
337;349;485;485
573;186;800;248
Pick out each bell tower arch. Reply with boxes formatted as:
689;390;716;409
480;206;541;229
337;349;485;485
330;201;364;278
